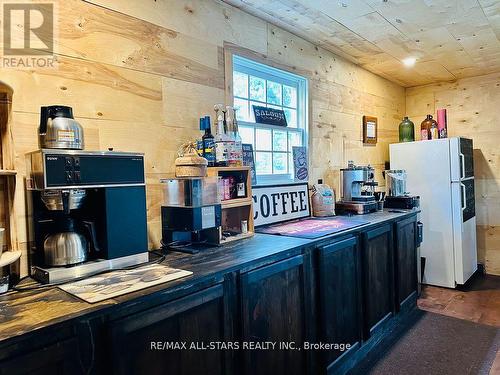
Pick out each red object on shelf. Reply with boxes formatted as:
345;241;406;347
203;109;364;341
437;108;448;138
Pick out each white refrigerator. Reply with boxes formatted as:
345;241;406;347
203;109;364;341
390;137;477;288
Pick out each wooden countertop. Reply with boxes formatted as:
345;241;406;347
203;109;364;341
0;233;311;345
0;209;418;345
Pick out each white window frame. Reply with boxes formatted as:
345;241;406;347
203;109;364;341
231;55;309;186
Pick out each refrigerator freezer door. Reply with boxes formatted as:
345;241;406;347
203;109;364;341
462;178;476;222
460;138;474;179
451;180;478;284
390;139;456;288
450;137;474;182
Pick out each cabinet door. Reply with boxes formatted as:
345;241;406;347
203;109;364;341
395;217;418;309
362;224;395;337
318;236;362;371
109;285;228;375
240;255;308;375
0;339;81;375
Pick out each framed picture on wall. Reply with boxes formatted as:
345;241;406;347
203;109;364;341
363;116;377;144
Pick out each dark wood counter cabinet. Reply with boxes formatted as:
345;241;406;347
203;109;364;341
0;210;419;375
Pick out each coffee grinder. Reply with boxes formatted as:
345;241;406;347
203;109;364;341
384;169;420;209
26;149;149;283
336;162;379;214
160;176;222;253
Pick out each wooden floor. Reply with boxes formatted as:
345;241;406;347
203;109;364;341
417;274;500;327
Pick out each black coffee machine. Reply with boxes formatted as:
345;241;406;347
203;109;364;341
26;149;149;283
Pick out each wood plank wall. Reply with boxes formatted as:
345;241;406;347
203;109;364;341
0;0;404;275
406;72;500;276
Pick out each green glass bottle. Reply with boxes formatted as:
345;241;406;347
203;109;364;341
399;116;415;142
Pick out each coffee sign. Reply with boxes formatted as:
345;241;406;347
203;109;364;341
252;105;288;127
253;183;310;227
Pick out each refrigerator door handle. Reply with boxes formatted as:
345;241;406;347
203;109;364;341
460;152;465;179
461;182;466;211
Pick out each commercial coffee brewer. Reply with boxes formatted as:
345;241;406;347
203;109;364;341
26;149;149;283
336;162;379;214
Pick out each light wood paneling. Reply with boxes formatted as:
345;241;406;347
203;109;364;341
0;57;164;124
83;0;269;55
406;72;500;275
1;0;404;276
59;0;225;89
223;0;500;87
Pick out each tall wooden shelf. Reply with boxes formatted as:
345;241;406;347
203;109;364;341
0;83;19;255
207;166;254;244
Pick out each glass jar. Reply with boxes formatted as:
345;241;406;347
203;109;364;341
399;116;415;142
421;115;432;140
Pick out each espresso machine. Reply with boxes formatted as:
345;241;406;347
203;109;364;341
160;176;222;253
26;149;149;284
336;162;379;214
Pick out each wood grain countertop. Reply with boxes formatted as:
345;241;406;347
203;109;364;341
0;209;419;345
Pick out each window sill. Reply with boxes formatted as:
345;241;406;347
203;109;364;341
254;175;306;187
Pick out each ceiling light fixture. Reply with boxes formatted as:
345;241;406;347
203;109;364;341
402;57;416;67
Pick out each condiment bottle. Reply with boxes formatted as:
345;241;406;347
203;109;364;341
429;115;439;140
214;104;228;167
225;106;237;167
233;109;243;166
200;116;215;167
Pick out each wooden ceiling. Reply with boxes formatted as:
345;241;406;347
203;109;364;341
222;0;500;87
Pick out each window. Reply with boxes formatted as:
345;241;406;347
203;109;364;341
232;55;308;185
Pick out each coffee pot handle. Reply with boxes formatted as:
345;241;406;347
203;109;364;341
82;221;100;254
39;106;48;134
61;191;71;214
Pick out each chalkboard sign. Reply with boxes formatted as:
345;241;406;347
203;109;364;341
252;105;288;127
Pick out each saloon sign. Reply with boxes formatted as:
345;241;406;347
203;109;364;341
253;183;310;227
252;105;288;127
